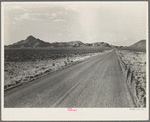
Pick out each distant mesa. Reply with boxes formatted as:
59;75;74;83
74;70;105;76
5;35;146;50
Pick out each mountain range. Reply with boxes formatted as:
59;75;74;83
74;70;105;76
5;35;146;50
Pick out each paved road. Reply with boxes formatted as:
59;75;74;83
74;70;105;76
4;50;135;108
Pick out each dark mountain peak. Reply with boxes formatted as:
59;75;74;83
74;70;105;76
26;35;36;42
6;35;51;48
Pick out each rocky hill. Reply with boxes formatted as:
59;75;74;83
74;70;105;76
129;40;146;50
7;36;51;48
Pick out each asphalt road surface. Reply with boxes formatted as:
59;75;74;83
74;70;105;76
4;50;135;108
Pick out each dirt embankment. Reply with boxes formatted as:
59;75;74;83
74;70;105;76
4;50;112;90
116;50;146;107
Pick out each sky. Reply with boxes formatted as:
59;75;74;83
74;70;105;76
2;2;148;46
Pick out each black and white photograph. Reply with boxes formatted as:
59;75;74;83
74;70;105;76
1;1;149;120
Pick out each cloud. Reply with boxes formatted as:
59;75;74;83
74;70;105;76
44;13;57;18
15;13;30;20
51;13;57;18
53;19;65;22
14;17;22;20
13;6;27;11
10;22;16;24
15;12;59;22
15;13;43;21
20;13;30;19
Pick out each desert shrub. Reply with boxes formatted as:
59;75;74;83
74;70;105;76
15;80;21;84
44;69;51;73
64;61;67;66
4;85;8;89
41;67;45;70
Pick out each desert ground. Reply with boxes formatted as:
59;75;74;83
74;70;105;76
116;50;146;107
4;49;111;90
5;49;144;108
4;46;146;108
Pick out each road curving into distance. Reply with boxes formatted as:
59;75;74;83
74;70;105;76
4;50;135;108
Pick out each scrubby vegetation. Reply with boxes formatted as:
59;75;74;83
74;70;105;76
5;47;111;62
4;48;111;90
116;50;146;107
118;47;146;52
